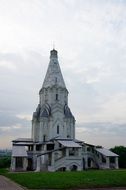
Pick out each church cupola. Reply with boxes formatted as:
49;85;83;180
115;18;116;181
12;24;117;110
50;49;58;58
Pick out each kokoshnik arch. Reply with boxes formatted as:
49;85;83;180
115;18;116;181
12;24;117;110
11;49;119;171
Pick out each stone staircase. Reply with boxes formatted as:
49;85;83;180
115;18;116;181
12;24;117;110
48;155;82;171
86;152;100;168
48;156;67;171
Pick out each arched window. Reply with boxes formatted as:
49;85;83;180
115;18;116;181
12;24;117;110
57;125;59;134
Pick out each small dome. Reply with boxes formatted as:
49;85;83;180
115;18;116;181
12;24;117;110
50;49;58;58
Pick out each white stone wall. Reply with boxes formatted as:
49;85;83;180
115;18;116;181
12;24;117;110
32;87;75;141
40;87;68;106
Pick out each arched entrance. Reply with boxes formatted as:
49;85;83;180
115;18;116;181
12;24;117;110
69;164;78;171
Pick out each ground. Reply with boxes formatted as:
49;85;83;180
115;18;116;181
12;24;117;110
0;175;24;190
0;169;126;189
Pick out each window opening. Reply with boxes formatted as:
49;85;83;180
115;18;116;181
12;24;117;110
57;125;59;134
55;77;57;83
56;94;58;100
43;135;46;142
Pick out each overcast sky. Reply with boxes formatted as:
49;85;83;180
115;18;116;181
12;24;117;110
0;0;126;149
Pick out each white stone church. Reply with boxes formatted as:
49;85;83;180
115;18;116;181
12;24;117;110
11;49;118;171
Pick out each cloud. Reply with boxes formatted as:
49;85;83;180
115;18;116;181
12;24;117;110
0;60;17;71
0;123;31;148
76;122;126;148
0;124;21;132
0;0;126;148
16;114;32;121
0;50;46;113
0;111;31;140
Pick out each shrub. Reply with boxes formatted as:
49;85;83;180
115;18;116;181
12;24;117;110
0;156;11;168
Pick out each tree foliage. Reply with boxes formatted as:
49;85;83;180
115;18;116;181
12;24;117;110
0;156;11;168
110;146;126;168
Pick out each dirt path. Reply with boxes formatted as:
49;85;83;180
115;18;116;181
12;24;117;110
0;175;26;190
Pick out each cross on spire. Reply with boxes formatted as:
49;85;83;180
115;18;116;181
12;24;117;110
53;42;55;50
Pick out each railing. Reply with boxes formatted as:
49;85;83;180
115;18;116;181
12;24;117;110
48;156;66;171
27;150;45;155
55;156;64;162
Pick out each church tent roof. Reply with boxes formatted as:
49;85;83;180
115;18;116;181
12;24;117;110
42;49;66;89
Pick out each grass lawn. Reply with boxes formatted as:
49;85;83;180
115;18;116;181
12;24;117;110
1;169;126;189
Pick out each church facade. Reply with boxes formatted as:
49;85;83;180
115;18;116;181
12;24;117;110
11;49;118;171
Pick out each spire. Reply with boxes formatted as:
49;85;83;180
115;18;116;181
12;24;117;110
42;49;66;89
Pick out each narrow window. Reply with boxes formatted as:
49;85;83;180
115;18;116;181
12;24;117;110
43;135;46;142
57;125;59;134
55;77;57;83
56;94;58;100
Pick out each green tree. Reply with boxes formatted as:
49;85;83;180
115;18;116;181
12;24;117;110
110;146;126;168
0;156;11;168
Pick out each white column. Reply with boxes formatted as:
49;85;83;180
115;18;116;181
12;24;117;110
44;144;47;151
66;148;69;157
11;157;16;171
36;156;41;171
33;155;37;170
85;156;88;169
115;157;119;169
78;148;82;157
23;157;28;171
106;157;110;168
51;152;55;166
